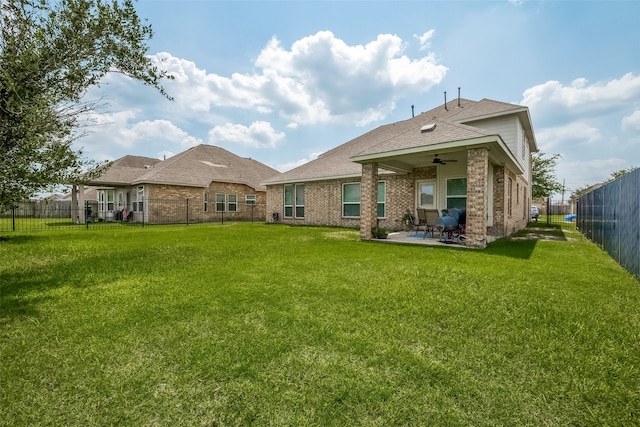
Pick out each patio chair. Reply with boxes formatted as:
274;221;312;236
405;209;418;236
416;208;430;237
423;209;440;238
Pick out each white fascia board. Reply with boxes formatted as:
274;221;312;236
490;138;525;175
262;173;363;186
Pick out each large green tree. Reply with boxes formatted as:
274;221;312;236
0;0;172;210
531;152;563;199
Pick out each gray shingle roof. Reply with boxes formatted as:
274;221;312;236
131;144;280;191
91;155;162;186
265;98;529;184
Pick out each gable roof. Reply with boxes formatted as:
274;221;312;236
265;98;535;184
90;155;162;186
131;144;280;191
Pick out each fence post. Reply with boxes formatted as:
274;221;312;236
86;201;89;229
11;207;15;231
186;198;189;225
546;197;551;227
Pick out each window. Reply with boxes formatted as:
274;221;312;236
295;185;305;218
117;191;126;209
446;178;467;210
377;181;386;218
417;180;436;209
204;192;209;212
98;190;115;212
342;182;386;218
507;178;513;217
284;184;304;218
133;186;144;212
106;191;114;211
343;182;361;217
228;194;238;212
245;194;256;205
215;193;226;212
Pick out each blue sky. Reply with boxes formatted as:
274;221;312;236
80;0;640;196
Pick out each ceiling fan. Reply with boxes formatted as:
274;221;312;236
433;154;458;165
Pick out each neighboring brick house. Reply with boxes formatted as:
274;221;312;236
72;144;280;223
263;98;538;248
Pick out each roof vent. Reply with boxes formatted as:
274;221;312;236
421;123;436;133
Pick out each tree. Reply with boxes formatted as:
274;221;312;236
571;166;638;200
531;152;563;199
605;166;638;183
0;0;172;210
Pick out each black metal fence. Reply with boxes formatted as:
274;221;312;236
576;168;640;280
530;198;577;228
0;198;266;232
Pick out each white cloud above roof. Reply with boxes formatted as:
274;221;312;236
152;31;446;128
522;73;640;121
208;121;285;149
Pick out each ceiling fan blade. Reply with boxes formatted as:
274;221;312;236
433;154;457;164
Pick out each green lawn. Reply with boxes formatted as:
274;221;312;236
1;223;638;425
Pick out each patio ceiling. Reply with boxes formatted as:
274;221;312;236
353;136;523;175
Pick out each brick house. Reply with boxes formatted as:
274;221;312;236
72;144;280;223
263;98;538;248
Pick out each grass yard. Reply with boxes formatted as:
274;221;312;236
1;223;639;426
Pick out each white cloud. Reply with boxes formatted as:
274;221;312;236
522;73;640;121
414;30;436;51
275;151;324;172
208;121;285;149
536;122;601;152
152;31;447;127
256;31;447;124
558;157;630;192
622;110;640;131
124;120;203;149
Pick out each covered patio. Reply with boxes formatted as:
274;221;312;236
372;229;473;248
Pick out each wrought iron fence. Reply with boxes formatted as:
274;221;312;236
530;198;577;228
576;169;640;280
0;198;266;232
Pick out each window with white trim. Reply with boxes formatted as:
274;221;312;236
245;194;256;205
377;181;386;218
228;194;238;212
446;178;467;210
133;186;144;212
342;181;386;218
204;192;209;212
215;193;226;212
343;182;360;217
284;184;304;218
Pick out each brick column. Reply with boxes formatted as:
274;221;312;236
360;162;378;240
466;148;488;248
491;165;506;238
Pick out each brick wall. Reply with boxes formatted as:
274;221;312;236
466;148;489;248
146;183;266;223
488;167;530;237
490;165;506;237
265;159;530;245
265;167;439;229
360;163;378;239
